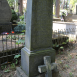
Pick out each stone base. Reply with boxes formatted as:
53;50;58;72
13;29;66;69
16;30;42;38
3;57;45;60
0;22;12;25
0;22;12;33
21;47;56;77
16;67;59;77
16;67;28;77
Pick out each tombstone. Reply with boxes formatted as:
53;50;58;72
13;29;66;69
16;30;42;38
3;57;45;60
65;13;72;22
0;0;12;23
16;0;58;77
0;0;12;33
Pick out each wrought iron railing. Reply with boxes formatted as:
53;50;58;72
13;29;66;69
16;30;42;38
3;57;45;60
0;28;77;65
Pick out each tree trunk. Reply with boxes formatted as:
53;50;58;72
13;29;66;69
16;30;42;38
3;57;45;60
18;0;23;15
55;0;60;18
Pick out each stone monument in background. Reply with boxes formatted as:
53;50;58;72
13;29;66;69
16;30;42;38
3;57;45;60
0;0;12;33
65;13;72;22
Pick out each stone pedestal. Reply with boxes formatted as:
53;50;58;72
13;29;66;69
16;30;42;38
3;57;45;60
21;47;55;77
0;22;12;33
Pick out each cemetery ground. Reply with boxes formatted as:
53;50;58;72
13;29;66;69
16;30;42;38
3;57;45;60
0;42;77;77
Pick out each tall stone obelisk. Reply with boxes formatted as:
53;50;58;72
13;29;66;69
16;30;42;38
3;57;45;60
17;0;58;77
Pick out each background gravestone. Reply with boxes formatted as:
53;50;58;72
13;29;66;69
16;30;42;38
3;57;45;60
0;0;12;23
65;13;72;22
0;0;12;33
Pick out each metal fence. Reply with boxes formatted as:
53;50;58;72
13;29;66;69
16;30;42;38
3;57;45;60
0;28;77;65
52;28;77;45
0;33;25;65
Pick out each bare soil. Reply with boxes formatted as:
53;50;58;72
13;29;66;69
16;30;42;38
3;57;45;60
0;42;77;77
56;42;77;77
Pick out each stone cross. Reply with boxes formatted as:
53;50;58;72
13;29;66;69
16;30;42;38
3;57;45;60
38;56;57;77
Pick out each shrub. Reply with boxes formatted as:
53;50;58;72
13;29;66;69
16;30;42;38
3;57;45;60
11;9;18;22
19;15;24;21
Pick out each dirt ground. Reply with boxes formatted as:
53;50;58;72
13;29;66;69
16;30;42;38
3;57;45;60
0;42;77;77
56;42;77;77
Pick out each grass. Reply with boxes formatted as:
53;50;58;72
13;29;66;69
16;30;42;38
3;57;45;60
11;63;16;69
58;52;64;55
10;74;13;77
57;60;63;64
1;63;16;71
0;74;2;77
64;64;70;69
4;69;11;73
71;68;75;72
69;72;73;77
1;65;7;70
68;54;72;59
59;74;61;77
76;56;77;59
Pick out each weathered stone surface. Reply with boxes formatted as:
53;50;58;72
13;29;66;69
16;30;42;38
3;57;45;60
0;22;12;33
38;56;58;77
16;67;28;77
16;67;59;77
17;67;45;77
0;0;12;23
21;47;55;77
20;0;55;77
65;13;72;22
25;0;53;50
